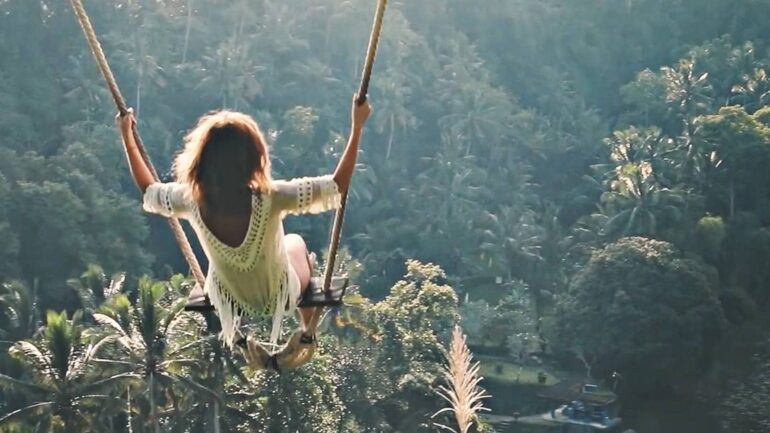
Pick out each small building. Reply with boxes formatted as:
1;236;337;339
536;381;622;432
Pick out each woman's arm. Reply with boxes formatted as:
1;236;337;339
117;110;155;193
333;95;371;194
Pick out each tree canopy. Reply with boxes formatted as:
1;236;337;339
551;237;726;393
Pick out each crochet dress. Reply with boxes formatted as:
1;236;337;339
142;175;341;346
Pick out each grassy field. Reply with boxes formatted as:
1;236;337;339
477;355;560;386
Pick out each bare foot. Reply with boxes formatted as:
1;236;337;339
274;329;317;370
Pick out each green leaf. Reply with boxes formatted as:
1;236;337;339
0;401;54;425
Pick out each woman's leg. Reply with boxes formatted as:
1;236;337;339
240;234;318;372
283;233;319;334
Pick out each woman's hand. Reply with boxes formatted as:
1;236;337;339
351;95;371;131
115;109;136;138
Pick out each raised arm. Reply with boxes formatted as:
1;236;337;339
117;109;154;193
332;95;371;194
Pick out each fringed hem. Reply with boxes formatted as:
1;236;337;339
270;268;301;345
206;271;299;351
206;274;243;348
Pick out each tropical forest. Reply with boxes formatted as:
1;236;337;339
1;0;770;432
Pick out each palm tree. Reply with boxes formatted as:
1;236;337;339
0;311;132;432
661;58;715;135
0;280;37;344
434;37;514;157
60;56;110;122
467;205;545;312
410;136;486;271
439;85;512;157
173;332;261;433
731;67;770;113
93;277;218;433
67;264;114;317
181;0;197;64
196;37;264;110
315;0;370;78
599;164;690;238
416;134;484;224
373;69;417;161
473;208;542;277
282;58;341;107
591;125;695;238
133;46;167;118
0;280;39;402
692;106;770;218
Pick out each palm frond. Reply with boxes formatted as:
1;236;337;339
0;373;50;397
79;372;140;395
93;313;138;352
9;341;54;379
166;335;216;357
0;401;54;425
161;372;223;405
83;334;119;363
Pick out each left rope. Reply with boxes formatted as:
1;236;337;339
68;0;206;288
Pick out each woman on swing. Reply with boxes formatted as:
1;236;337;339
117;95;371;371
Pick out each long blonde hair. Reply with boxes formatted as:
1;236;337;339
173;111;271;213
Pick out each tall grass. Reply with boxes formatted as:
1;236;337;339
433;325;490;433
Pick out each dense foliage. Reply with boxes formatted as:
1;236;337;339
550;237;726;393
0;261;457;432
1;0;770;431
721;341;770;433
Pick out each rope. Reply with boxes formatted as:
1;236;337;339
356;0;388;105
68;0;206;288
322;0;388;292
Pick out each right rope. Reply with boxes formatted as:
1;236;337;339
68;0;206;287
322;0;388;293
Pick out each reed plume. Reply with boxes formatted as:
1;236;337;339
433;325;490;433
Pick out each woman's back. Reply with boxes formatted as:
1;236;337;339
199;193;252;248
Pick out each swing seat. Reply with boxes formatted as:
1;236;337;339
297;276;349;308
185;284;213;312
184;277;350;312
